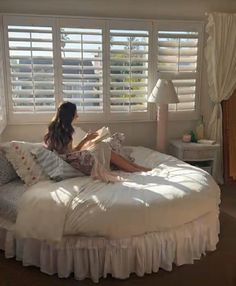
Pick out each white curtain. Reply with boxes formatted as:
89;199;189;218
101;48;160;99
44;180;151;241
205;12;236;183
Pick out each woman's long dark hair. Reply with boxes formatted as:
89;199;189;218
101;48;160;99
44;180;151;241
44;101;77;153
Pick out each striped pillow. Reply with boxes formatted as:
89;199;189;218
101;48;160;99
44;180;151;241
32;147;84;181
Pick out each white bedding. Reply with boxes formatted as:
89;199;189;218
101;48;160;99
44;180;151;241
15;146;220;241
0;179;26;222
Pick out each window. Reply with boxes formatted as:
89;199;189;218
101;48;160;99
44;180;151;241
5;18;55;114
109;29;149;113
60;26;103;113
155;21;203;118
2;16;203;123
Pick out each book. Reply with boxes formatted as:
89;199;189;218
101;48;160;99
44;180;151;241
197;139;216;145
92;126;111;143
73;127;87;145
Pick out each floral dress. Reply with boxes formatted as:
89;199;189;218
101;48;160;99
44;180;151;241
62;133;133;182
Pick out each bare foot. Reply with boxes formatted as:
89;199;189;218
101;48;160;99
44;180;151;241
141;167;152;172
132;163;152;172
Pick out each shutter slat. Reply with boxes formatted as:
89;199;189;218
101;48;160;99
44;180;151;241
63;90;102;95
110;90;146;96
9;37;53;43
13;106;55;112
61;40;102;44
61;31;102;36
158;56;197;63
62;65;102;70
158;32;198;39
169;102;195;111
110;32;148;37
110;40;148;46
110;57;148;63
62;57;102;62
110;66;148;72
110;82;147;88
158;48;198;56
62;48;102;53
63;74;102;79
110;74;148;79
63;82;102;87
110;50;148;55
110;97;146;103
178;94;195;102
158;39;198;48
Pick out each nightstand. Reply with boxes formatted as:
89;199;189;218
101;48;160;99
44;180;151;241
169;139;220;179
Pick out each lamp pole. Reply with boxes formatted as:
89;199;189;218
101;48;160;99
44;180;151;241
156;103;168;152
148;79;179;154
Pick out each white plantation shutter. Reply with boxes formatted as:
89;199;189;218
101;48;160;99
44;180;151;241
2;16;204;123
0;63;6;132
0;20;6;132
6;23;55;113
60;27;103;113
0;67;6;127
157;29;200;112
109;29;149;113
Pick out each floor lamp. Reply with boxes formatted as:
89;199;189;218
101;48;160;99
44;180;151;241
148;79;179;153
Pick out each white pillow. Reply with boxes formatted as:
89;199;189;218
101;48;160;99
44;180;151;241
2;141;48;186
32;147;85;181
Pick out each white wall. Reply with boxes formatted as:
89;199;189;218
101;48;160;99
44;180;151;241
1;0;236;146
1;0;236;19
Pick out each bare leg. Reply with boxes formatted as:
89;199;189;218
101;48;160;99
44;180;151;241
110;151;151;172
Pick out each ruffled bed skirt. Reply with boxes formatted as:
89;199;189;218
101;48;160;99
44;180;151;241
0;210;220;283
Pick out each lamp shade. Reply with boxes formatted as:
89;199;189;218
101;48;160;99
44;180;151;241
148;79;179;104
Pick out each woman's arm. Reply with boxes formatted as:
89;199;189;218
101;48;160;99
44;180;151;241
73;132;98;151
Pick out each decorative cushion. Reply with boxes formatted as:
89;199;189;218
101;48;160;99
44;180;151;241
32;147;85;182
2;141;47;186
0;151;18;186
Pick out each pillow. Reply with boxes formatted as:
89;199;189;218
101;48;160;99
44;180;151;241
2;141;48;186
32;147;85;181
0;151;18;186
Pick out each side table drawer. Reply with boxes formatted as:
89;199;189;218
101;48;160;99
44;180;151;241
183;149;215;160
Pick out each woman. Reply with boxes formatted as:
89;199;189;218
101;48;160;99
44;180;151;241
44;102;150;182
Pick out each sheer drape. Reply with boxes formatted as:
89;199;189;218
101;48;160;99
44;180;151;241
205;12;236;183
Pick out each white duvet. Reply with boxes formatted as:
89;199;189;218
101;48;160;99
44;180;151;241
15;146;221;241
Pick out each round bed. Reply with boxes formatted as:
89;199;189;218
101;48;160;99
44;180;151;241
0;146;221;283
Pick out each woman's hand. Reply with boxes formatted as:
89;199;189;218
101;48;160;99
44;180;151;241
73;131;98;151
85;131;98;142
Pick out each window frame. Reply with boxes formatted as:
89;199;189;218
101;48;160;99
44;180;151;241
3;15;56;124
2;15;204;124
107;19;153;122
0;16;7;133
57;17;107;122
153;20;204;121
